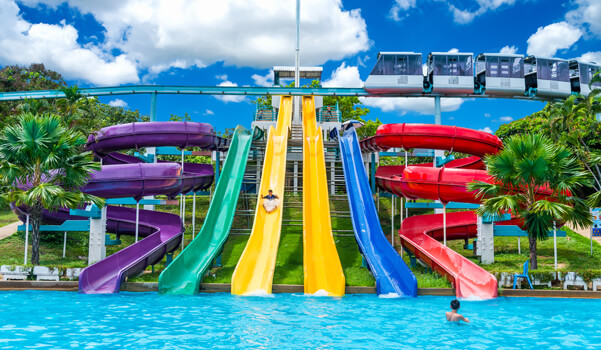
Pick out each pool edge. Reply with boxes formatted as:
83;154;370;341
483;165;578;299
1;281;600;298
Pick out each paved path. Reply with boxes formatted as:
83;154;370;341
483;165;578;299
0;222;20;240
567;224;601;245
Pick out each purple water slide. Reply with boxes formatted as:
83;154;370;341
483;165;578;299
74;122;223;293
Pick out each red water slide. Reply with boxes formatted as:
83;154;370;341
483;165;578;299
361;123;503;299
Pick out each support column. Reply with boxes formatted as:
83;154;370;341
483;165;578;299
23;215;29;265
370;152;376;194
391;196;395;246
63;231;67;258
88;206;107;265
433;96;444;215
330;160;335;194
293;161;298;194
144;92;158;211
477;216;494;264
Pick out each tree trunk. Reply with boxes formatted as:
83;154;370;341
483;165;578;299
30;203;43;265
528;235;537;270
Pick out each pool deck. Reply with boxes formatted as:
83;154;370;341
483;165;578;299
0;281;600;298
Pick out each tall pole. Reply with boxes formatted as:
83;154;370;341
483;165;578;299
391;196;395;246
553;221;557;270
400;196;404;258
135;201;140;242
443;202;447;246
294;0;301;123
591;208;594;256
192;192;197;239
24;215;29;265
295;0;300;87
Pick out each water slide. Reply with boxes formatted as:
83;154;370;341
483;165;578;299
361;123;501;299
77;122;224;293
158;126;254;295
231;96;292;295
338;127;418;297
302;96;345;296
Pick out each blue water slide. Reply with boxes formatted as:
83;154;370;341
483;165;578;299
337;128;417;297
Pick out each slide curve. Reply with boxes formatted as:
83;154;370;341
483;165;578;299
361;123;501;299
302;96;345;296
78;122;224;293
338;127;417;297
158;125;254;295
231;96;292;295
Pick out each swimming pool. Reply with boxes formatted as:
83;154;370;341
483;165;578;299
0;291;599;349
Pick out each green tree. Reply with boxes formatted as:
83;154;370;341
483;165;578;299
546;74;601;206
0;64;66;127
468;134;591;269
0;113;103;265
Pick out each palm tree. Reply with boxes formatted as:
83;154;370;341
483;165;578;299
547;72;601;207
55;85;96;134
0;113;103;265
468;134;591;269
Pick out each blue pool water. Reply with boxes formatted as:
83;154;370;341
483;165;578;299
1;291;600;349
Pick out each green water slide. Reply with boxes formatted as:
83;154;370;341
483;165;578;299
158;125;256;294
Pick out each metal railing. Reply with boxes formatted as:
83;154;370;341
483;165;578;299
253;105;276;121
317;102;341;122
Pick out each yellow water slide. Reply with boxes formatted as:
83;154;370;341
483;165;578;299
302;96;345;296
231;96;292;295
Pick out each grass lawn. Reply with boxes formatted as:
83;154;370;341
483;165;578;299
0;208;17;227
3;193;600;289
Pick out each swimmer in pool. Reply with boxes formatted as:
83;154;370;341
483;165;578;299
446;299;470;323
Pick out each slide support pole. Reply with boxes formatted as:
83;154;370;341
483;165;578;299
443;202;447;246
192;192;196;239
24;215;29;265
63;231;67;258
391;196;395;246
553;221;557;270
135;201;140;242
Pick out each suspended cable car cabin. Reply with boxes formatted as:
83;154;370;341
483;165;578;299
524;56;571;98
475;53;525;96
569;60;601;97
425;52;474;95
363;52;424;94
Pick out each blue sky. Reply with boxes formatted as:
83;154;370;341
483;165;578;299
1;0;600;133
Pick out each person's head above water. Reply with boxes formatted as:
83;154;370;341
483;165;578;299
268;189;273;194
450;299;460;311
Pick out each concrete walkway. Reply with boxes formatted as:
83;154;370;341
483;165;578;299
0;222;21;240
567;224;601;245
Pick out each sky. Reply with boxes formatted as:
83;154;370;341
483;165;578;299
1;0;600;133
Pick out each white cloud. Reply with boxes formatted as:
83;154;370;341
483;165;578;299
322;63;465;115
499;116;513;122
214;81;246;103
566;0;601;38
363;97;464;115
0;1;139;85
448;48;460;53
251;70;274;87
484;113;491;118
578;51;601;64
108;99;128;108
527;22;582;57
389;0;417;21
321;63;364;88
16;0;370;77
203;109;214;115
500;45;518;54
215;74;228;81
448;0;517;24
479;126;493;134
